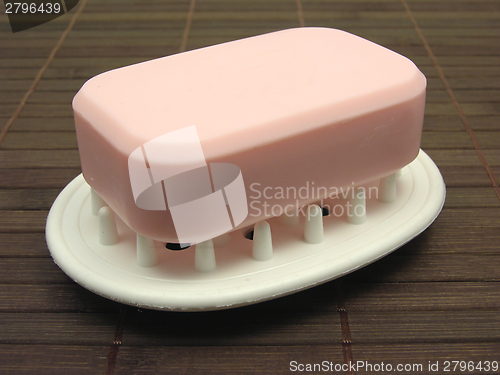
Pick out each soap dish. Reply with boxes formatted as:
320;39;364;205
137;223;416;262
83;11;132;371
46;149;445;311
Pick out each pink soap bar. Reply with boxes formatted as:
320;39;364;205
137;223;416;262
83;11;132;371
73;27;426;243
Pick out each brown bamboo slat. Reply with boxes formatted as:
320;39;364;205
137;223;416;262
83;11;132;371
9;118;76;131
0;345;109;374
421;132;475;149
0;132;77;149
0;189;62;210
11;104;74;117
440;187;500;207
483;150;500;166
0;233;55;257
423;115;471;131
0;92;26;104
424;116;500;132
0;37;186;49
399;227;500;254
0;258;72;284
0;80;33;91
0;285;118;313
0;48;55;59
353;343;500;372
0;211;48;232
36;79;91;91
437;166;494;187
421;207;500;227
348;310;500;343
468;116;500;131
0;168;80;188
115;346;345;375
0;313;118;344
0;150;80;168
2;186;497;211
122;309;342;346
344;282;500;312
343;253;500;283
416;55;500;66
0;57;144;68
27;91;82;103
444;90;500;102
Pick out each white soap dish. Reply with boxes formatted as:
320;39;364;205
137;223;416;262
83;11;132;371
46;149;445;311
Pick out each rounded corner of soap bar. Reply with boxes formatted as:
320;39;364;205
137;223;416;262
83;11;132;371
72;75;103;126
71;83;86;115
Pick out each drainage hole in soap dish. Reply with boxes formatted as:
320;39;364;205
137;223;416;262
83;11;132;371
165;243;191;251
244;230;254;241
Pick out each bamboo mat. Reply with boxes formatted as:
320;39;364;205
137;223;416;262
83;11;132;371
0;0;499;374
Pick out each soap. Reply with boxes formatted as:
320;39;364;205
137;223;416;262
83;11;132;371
73;27;426;243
